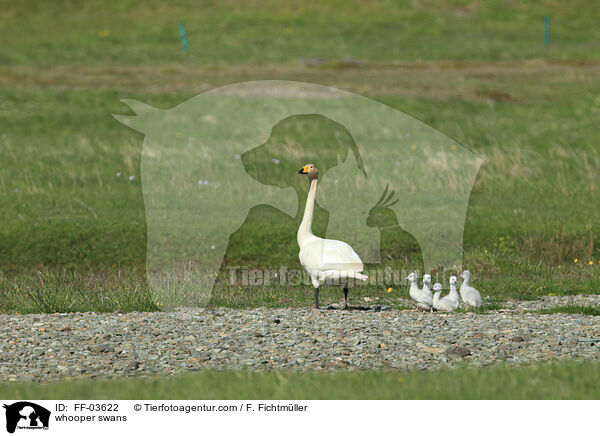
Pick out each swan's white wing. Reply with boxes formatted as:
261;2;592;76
321;239;364;270
434;294;459;311
414;292;432;307
462;286;482;307
410;285;432;308
438;300;455;311
300;238;364;273
414;299;432;310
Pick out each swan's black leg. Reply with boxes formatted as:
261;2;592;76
343;287;349;309
314;287;320;309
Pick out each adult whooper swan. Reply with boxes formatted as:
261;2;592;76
297;164;368;309
460;270;482;308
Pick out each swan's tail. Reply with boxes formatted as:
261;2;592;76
351;272;368;281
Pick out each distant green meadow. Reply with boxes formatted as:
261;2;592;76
1;0;600;312
2;0;600;65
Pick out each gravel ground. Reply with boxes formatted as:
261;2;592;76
1;296;599;382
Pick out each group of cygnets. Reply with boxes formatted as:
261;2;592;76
406;270;482;312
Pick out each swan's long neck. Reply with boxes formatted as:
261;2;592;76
450;283;458;297
297;179;317;246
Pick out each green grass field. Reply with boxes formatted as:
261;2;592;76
2;360;599;400
1;0;600;399
2;0;600;311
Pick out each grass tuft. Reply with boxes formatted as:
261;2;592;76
534;304;600;316
0;268;155;314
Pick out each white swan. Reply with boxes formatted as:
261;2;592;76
422;274;433;299
407;272;432;310
460;270;482;308
297;164;368;309
432;276;460;312
431;283;443;310
422;273;434;312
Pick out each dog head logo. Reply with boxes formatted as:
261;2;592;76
3;402;50;433
115;80;482;307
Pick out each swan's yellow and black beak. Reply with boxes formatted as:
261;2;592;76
297;165;310;174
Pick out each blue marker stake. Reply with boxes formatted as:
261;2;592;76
179;21;189;52
544;16;550;46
